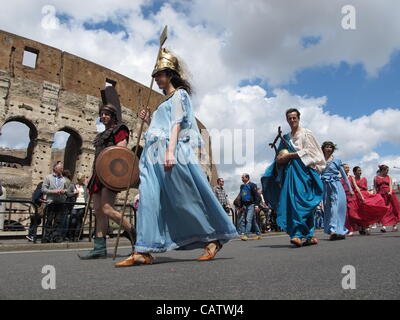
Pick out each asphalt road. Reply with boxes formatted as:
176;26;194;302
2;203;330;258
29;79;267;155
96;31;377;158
0;229;399;300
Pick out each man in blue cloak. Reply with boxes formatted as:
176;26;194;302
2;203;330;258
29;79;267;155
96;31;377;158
261;109;326;247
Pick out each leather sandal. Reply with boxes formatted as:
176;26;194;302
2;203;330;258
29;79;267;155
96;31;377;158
303;237;318;246
290;238;302;247
114;252;154;268
197;241;222;261
330;233;338;241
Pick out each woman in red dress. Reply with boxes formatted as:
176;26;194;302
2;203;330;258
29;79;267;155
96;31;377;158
352;166;389;233
341;164;361;236
374;165;400;232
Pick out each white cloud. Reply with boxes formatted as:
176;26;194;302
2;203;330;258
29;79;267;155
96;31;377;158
41;5;61;31
2;1;400;88
189;0;400;85
0;122;30;149
197;85;400;197
350;153;400;187
51;131;70;149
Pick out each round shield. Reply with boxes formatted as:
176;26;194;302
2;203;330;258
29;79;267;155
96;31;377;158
95;146;140;192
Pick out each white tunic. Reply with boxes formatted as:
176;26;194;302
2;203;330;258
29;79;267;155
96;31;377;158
73;185;86;210
288;128;326;174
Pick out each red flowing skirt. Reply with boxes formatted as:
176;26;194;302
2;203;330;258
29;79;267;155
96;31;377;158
357;191;389;226
345;195;362;231
379;192;400;226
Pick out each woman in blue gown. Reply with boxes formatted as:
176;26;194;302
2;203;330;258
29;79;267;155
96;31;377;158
115;49;238;267
321;141;353;240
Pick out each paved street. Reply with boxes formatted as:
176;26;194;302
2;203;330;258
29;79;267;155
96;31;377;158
0;230;399;300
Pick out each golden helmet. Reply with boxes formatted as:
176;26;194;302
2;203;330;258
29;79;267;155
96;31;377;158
152;48;181;77
278;149;289;156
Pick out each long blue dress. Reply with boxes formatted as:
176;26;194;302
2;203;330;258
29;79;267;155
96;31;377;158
321;158;351;236
134;89;238;253
261;135;324;240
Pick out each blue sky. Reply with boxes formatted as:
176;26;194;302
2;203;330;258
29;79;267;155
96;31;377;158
141;0;169;19
282;54;400;119
237;55;399;160
238;49;400;122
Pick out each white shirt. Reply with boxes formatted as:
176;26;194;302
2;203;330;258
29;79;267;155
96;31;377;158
288;128;326;174
74;185;86;210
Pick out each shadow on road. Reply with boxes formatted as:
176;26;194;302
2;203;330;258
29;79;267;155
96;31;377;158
255;245;294;249
154;257;234;264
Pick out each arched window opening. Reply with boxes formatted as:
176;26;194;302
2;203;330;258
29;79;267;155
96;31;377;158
51;128;82;178
0;118;37;167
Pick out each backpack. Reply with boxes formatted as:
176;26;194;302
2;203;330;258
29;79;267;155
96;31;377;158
240;184;253;202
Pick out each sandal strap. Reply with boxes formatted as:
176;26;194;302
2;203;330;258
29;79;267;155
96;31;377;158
204;241;222;258
132;252;154;264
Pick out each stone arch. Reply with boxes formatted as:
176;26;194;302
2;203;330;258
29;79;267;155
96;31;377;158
0;116;38;166
53;126;83;178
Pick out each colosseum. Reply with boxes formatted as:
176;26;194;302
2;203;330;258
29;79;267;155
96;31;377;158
0;29;218;230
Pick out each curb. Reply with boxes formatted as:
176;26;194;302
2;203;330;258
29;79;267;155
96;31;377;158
0;239;132;252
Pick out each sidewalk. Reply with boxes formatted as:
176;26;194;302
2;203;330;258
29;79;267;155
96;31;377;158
0;237;133;252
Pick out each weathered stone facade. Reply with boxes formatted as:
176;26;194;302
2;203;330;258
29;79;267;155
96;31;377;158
0;30;217;200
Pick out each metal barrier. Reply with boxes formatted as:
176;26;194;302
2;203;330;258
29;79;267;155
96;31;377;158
0;199;37;232
232;207;241;228
232;205;281;233
0;198;136;243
